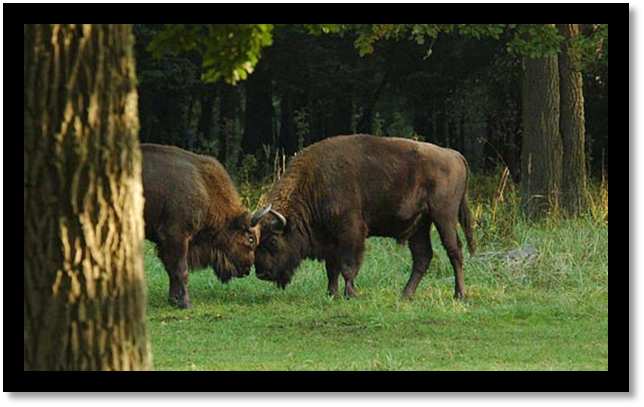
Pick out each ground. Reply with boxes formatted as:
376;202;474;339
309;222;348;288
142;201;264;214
144;216;607;371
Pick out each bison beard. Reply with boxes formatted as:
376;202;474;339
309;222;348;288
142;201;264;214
254;134;475;300
187;231;243;283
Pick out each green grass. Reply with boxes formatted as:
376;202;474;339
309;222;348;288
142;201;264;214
144;214;608;371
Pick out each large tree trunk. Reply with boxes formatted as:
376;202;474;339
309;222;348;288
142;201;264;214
24;24;150;370
520;53;563;218
558;23;589;216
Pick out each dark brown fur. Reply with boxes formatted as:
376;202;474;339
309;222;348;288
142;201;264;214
142;144;259;308
255;134;475;299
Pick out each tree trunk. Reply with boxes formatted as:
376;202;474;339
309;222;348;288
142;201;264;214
197;86;216;147
430;109;439;144
520;53;563;218
278;90;299;156
242;61;274;158
441;110;450;147
218;82;240;164
558;23;589;216
326;92;353;138
24;24;150;370
357;69;390;133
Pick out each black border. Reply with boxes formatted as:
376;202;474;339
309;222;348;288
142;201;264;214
10;2;627;392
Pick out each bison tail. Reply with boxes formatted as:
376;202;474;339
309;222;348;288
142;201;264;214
458;158;476;256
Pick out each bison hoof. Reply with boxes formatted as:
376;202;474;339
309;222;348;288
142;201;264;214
453;291;465;301
169;296;192;309
344;289;359;299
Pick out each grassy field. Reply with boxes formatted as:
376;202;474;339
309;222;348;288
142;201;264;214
143;175;608;371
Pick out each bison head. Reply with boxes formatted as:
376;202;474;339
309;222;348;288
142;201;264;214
203;208;271;283
253;206;303;288
225;211;262;276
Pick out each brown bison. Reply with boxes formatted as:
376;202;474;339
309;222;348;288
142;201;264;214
142;144;272;308
253;134;475;299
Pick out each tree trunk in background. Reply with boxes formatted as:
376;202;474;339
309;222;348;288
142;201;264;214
326;93;353;138
218;82;239;164
459;116;465;153
278;91;299;156
242;61;274;159
558;23;589;216
430;110;439;144
463;118;485;171
441;110;450;147
309;100;325;144
197;86;216;148
357;69;390;133
24;24;150;370
520;53;563;218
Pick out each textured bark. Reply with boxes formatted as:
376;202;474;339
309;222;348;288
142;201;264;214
24;24;150;370
558;23;589;216
520;53;563;218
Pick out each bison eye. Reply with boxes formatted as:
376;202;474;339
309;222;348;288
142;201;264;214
248;236;255;245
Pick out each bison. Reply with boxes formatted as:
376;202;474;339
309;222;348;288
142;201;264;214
253;134;475;299
142;144;271;308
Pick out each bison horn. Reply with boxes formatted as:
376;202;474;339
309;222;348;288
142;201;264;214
250;204;272;226
269;208;287;230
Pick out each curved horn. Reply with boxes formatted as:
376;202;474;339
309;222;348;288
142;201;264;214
250;204;272;226
269;209;287;229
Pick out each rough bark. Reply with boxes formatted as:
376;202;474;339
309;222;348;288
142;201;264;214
24;24;150;370
557;23;589;216
520;53;563;218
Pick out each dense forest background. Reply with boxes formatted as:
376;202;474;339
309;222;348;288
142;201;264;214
134;24;608;184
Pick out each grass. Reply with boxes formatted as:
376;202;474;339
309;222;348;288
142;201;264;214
143;173;608;371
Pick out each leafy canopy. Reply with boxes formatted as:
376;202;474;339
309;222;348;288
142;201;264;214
146;24;607;84
148;24;274;84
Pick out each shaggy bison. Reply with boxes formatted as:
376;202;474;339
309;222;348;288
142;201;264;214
142;144;271;308
253;134;475;299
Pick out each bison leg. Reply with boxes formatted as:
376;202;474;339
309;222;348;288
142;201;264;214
159;236;192;308
341;242;366;299
325;260;341;298
402;217;433;299
324;215;367;298
328;258;361;299
434;218;465;300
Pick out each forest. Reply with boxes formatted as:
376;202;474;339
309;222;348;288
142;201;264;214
135;24;608;211
23;23;609;374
